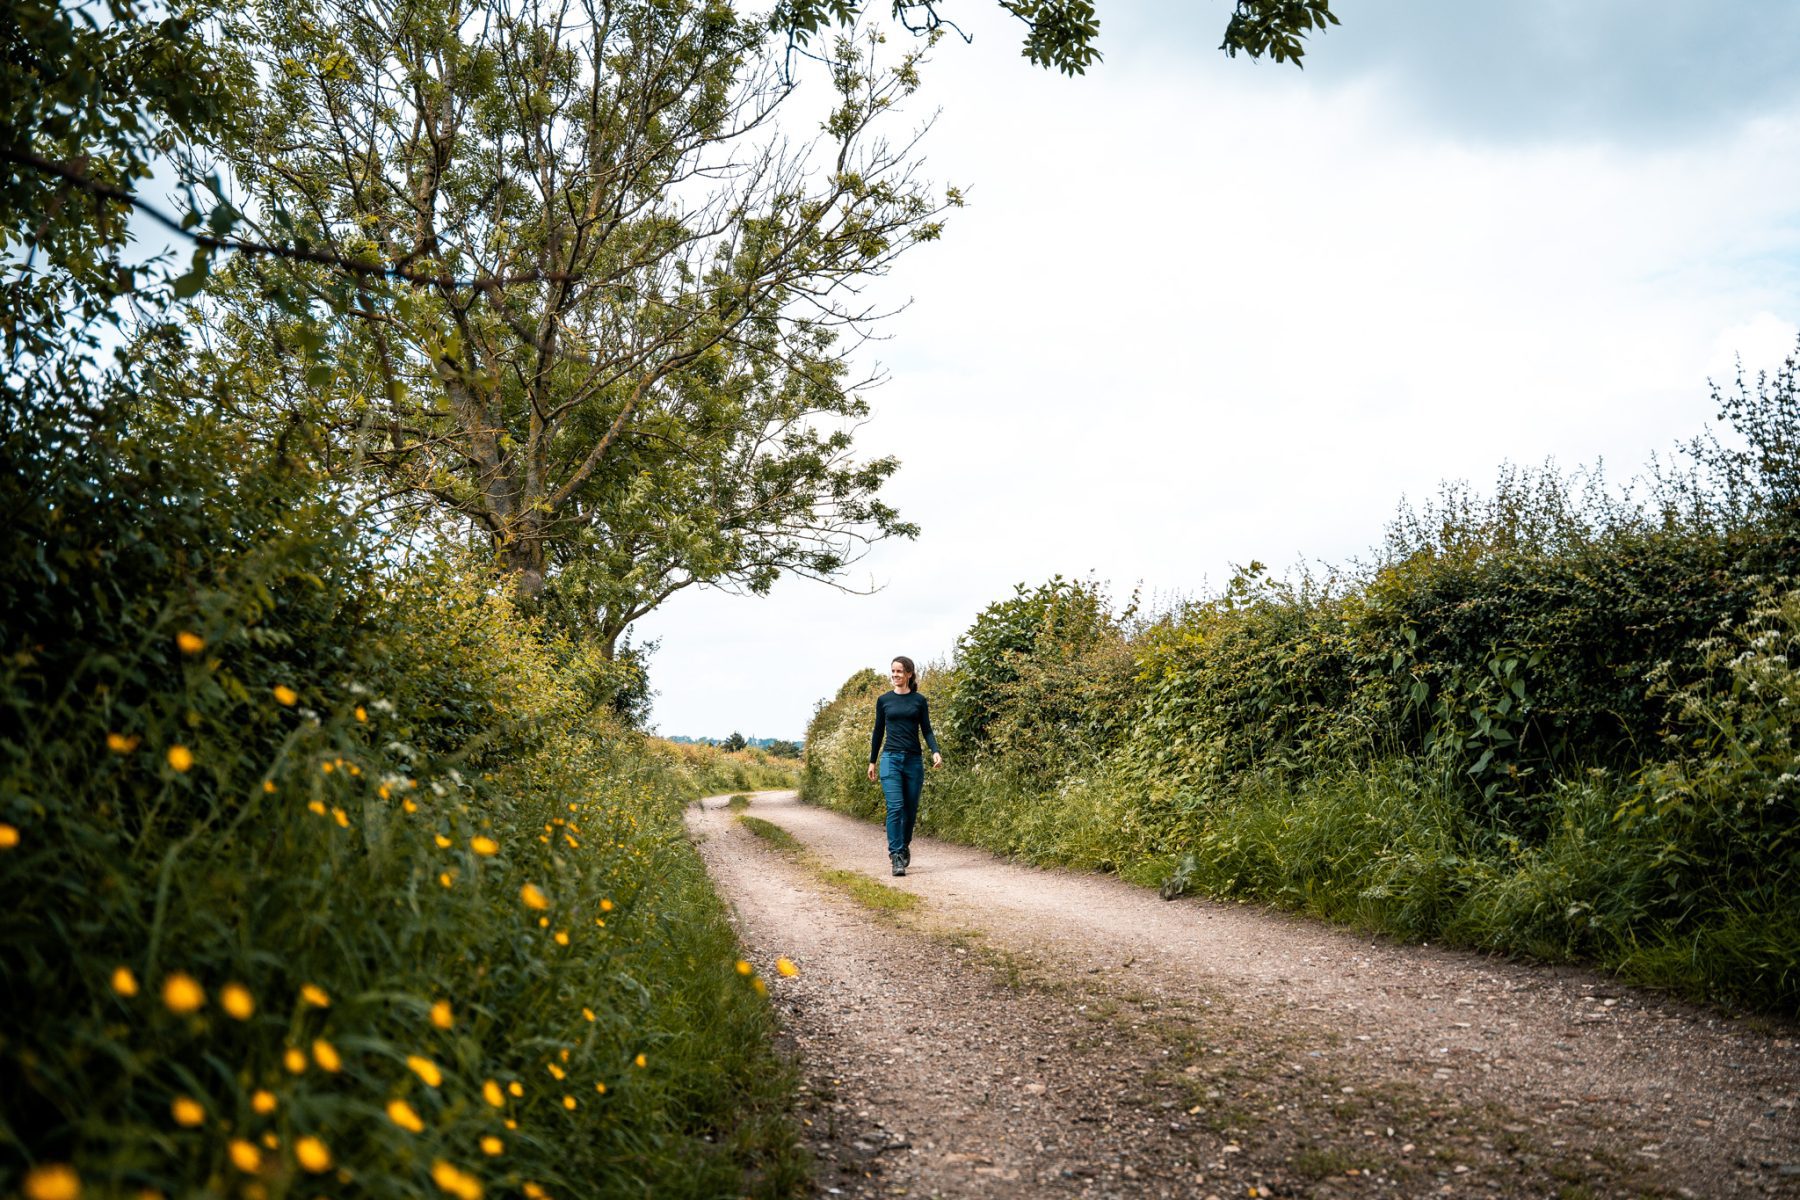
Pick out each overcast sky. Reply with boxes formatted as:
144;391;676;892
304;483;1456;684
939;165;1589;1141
634;1;1800;741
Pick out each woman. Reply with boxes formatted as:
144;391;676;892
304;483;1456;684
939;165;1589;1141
868;655;942;876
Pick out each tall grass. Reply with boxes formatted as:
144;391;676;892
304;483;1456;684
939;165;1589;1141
645;739;801;799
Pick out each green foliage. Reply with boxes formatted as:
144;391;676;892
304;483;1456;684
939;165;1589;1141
805;347;1800;1014
944;576;1135;770
770;0;1336;75
1219;0;1340;66
0;383;804;1196
1;0;240;358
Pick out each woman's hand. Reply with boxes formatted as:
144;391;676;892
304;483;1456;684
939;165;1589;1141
867;762;877;782
931;752;943;769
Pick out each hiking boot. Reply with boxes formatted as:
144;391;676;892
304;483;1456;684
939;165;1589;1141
900;846;911;869
891;852;906;877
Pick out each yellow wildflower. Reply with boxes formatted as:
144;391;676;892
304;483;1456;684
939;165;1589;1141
106;732;140;753
283;1047;307;1074
166;745;194;773
221;982;255;1020
111;966;139;996
308;800;326;816
439;872;454;888
262;780;277;793
378;784;391;799
300;983;330;1007
553;930;569;946
176;631;205;655
599;899;613;913
22;1164;81;1200
561;1095;576;1110
507;1081;523;1098
294;1136;332;1173
403;797;419;813
431;999;453;1029
273;685;298;706
430;1160;483;1200
594;1081;606;1095
386;1098;425;1133
734;960;752;976
751;977;767;996
776;957;799;978
537;917;549;928
634;1053;646;1069
482;1079;505;1108
470;836;498;856
520;884;549;910
311;1039;341;1072
162;972;204;1013
545;1063;564;1080
479;1136;503;1156
434;834;452;849
354;706;368;722
582;1007;596;1022
504;1118;517;1130
407;1055;442;1087
228;1140;262;1173
171;1096;205;1127
260;1132;279;1150
320;761;334;774
331;807;349;828
523;1184;547;1200
251;1090;276;1114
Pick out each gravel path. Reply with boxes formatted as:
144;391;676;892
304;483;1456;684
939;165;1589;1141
688;790;1799;1199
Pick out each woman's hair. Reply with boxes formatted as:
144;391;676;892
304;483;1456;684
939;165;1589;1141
891;655;919;693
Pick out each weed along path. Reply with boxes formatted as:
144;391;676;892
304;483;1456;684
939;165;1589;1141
688;791;1800;1199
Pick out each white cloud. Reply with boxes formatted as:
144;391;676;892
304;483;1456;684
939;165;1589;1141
1708;312;1800;381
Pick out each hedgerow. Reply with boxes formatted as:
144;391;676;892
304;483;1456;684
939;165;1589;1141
805;346;1800;1014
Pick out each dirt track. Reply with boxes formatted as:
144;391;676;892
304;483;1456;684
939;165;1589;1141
688;790;1800;1199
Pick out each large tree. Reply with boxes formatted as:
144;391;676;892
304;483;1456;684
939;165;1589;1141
205;0;945;637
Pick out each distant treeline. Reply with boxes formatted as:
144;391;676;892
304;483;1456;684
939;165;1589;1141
805;347;1800;1016
667;735;804;756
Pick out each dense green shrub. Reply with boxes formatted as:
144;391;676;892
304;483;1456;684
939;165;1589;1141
0;384;802;1198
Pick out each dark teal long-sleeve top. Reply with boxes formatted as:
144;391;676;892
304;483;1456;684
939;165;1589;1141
870;690;938;760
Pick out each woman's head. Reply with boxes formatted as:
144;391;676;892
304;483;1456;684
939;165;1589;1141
889;656;917;693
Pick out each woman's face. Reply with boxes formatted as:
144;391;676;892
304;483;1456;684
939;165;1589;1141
890;661;911;691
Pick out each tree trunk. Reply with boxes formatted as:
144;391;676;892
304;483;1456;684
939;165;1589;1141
499;535;547;605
